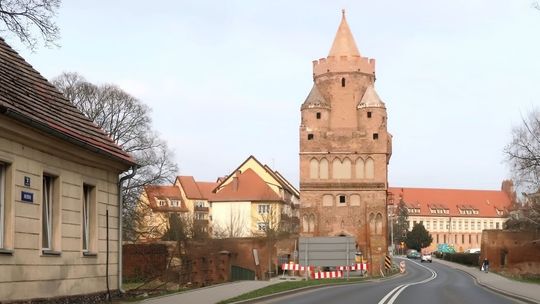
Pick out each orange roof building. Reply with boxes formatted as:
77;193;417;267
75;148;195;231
388;181;515;252
138;156;299;239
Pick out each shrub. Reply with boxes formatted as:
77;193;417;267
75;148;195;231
440;252;480;266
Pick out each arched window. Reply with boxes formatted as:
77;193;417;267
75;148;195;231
341;78;346;87
308;214;316;232
302;215;309;233
309;158;319;179
332;158;352;179
355;158;365;179
365;157;374;179
375;213;383;235
342;158;352;179
322;194;333;206
319;158;329;179
350;194;360;206
369;213;375;234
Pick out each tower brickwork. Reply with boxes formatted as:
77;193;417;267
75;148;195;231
299;11;392;273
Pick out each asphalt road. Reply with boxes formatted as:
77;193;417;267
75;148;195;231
262;257;523;304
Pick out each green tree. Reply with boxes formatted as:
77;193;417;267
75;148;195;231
405;223;432;252
392;200;409;246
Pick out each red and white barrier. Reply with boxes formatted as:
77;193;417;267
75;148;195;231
337;263;368;271
312;271;343;279
281;263;312;271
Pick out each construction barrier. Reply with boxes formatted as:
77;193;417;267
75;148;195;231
312;271;343;279
337;263;368;271
399;261;406;273
281;263;312;271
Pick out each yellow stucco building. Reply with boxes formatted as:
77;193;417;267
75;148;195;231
0;38;135;302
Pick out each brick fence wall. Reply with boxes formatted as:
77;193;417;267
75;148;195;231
481;229;540;276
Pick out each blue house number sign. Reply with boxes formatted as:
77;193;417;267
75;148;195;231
21;191;33;203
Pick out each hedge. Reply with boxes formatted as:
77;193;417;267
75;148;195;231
436;252;481;267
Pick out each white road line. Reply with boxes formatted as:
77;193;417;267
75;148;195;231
377;258;438;304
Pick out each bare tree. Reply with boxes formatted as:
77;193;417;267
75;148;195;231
504;108;540;230
0;0;60;50
52;72;179;241
504;109;540;193
212;206;248;238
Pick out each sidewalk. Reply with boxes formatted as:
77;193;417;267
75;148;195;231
134;280;281;304
434;258;540;304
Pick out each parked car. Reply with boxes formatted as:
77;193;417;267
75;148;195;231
421;253;432;263
406;250;421;259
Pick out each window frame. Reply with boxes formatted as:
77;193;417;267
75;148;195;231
41;173;61;255
258;204;270;215
0;163;5;249
82;184;97;255
42;175;54;251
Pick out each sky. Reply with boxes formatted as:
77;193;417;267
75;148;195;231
6;0;540;190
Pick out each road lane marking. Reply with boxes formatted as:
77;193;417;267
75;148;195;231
377;258;438;304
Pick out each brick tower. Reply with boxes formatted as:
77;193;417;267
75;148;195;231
299;10;392;272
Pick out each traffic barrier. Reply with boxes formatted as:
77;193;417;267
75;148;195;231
312;271;343;279
399;261;406;273
281;263;312;271
337;263;368;271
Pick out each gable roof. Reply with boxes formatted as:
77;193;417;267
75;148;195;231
210;168;282;202
0;37;134;165
213;155;298;199
143;185;187;212
176;176;217;200
388;187;512;217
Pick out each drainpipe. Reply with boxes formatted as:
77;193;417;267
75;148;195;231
118;166;137;293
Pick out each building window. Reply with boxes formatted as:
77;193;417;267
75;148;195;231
258;204;270;214
469;234;472;244
339;195;346;204
158;199;167;206
0;163;5;248
373;133;379;140
82;184;96;253
462;234;465;243
341;78;346;87
257;222;268;231
196;201;205;208
171;200;179;207
316;112;321;119
367;112;372;118
42;175;59;252
308;134;314;140
496;222;500;229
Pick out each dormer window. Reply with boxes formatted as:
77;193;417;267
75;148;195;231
158;199;167;206
171;200;179;207
341;78;346;87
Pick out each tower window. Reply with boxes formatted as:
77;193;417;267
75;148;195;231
367;112;372;118
341;78;346;87
373;133;379;140
339;195;346;203
316;112;321;119
308;134;314;140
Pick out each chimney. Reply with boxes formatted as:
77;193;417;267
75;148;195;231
232;170;241;191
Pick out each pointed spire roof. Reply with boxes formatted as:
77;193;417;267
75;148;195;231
357;85;386;109
301;85;330;110
328;10;361;57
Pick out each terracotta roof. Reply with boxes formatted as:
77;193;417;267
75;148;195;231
388;187;512;218
144;185;187;212
0;37;134;165
328;10;361;57
211;168;282;202
176;176;217;200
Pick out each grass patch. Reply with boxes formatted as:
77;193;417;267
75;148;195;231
501;274;540;285
218;278;366;304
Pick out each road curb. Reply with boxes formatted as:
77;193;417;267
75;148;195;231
457;269;540;304
228;272;404;304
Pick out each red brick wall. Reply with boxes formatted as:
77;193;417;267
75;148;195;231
123;243;168;279
481;230;540;276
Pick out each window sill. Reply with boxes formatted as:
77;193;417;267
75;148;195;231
0;248;14;255
83;251;98;257
41;249;61;256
